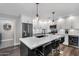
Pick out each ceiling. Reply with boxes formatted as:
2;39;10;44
0;3;79;19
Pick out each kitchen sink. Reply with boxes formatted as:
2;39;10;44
36;35;47;38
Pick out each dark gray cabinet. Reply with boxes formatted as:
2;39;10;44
20;42;36;56
36;42;52;56
20;42;52;56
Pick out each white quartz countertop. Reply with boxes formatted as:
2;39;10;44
19;34;65;50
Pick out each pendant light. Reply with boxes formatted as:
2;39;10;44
50;11;57;34
33;3;41;31
69;16;74;32
52;11;55;24
33;3;39;24
36;3;39;21
69;19;74;32
50;11;56;28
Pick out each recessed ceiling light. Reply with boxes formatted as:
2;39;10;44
68;15;75;20
57;18;64;23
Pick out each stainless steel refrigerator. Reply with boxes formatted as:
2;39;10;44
22;23;33;38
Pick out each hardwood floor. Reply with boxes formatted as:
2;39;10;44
48;44;79;56
0;46;20;56
0;44;79;56
60;44;79;56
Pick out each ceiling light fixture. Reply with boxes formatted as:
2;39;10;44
66;15;75;33
50;11;57;34
57;18;64;23
52;11;55;24
36;3;39;21
33;3;40;25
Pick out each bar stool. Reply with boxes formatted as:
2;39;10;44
35;42;52;56
52;39;60;56
60;37;65;44
58;37;65;55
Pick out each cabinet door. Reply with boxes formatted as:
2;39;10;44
69;36;78;46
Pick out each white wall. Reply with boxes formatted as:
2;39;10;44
0;17;16;49
0;14;32;49
0;14;22;49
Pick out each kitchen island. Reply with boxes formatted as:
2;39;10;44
20;34;65;56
